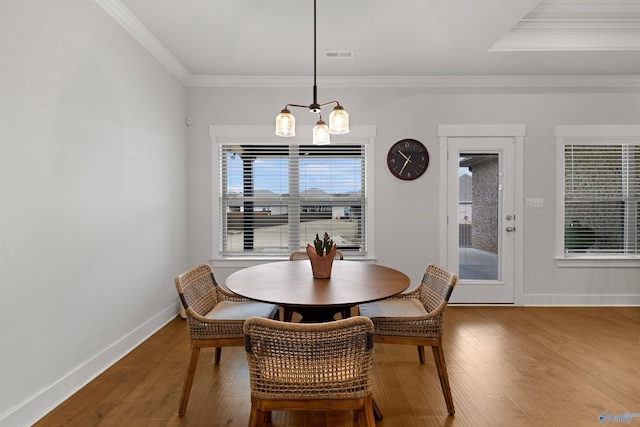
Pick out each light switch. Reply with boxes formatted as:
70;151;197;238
526;198;544;208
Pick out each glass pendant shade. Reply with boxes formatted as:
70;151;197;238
313;119;330;145
275;109;295;137
329;106;349;134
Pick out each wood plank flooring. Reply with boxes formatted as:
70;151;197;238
34;307;640;427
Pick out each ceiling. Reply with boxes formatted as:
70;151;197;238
102;0;640;86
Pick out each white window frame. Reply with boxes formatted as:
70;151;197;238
210;125;376;261
555;125;640;267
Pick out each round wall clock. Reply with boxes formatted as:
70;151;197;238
387;139;429;180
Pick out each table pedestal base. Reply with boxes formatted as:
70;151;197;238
284;305;353;323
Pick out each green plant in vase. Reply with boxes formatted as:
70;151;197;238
313;232;335;257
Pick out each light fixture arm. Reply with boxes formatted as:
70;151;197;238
282;100;343;112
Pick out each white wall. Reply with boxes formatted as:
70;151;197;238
187;86;640;304
0;1;188;425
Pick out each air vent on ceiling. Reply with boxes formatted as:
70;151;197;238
324;51;354;59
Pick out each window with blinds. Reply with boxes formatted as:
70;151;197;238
563;141;639;255
219;143;367;256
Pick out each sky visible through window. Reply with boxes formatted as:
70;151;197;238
226;154;363;195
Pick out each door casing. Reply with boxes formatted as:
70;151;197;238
438;125;525;305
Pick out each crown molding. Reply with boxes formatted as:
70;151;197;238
96;0;640;89
94;0;191;84
187;74;640;88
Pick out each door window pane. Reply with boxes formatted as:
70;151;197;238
458;154;499;280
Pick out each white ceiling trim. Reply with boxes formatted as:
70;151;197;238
187;75;640;88
94;0;191;83
492;18;640;51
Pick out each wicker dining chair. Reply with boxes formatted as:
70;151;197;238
285;249;346;321
358;263;457;415
243;316;376;427
175;264;279;416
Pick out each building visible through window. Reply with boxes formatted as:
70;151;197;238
219;144;367;257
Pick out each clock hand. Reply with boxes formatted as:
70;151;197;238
399;157;410;175
398;150;411;161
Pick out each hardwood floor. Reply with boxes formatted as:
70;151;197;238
34;307;640;427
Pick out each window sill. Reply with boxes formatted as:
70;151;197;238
554;256;640;268
211;256;377;268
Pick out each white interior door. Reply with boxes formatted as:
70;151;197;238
446;137;516;303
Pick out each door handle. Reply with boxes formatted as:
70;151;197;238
506;226;516;232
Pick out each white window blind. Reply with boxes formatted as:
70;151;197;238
563;141;639;255
219;144;367;256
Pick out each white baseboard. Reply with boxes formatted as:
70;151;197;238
0;303;180;427
523;293;640;306
450;294;640;306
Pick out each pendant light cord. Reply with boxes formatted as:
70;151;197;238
312;0;318;110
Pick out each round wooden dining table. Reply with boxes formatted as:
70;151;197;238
226;260;410;322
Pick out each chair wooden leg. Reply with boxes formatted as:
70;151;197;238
417;345;425;363
215;347;222;363
360;395;377;427
431;344;455;415
258;410;269;427
179;346;201;416
247;401;259;427
248;396;271;427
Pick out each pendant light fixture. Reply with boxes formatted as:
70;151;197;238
275;0;349;145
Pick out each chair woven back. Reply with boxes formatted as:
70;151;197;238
244;316;374;401
289;249;344;260
175;264;219;316
419;264;457;313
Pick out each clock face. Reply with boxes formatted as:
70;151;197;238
387;139;429;180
